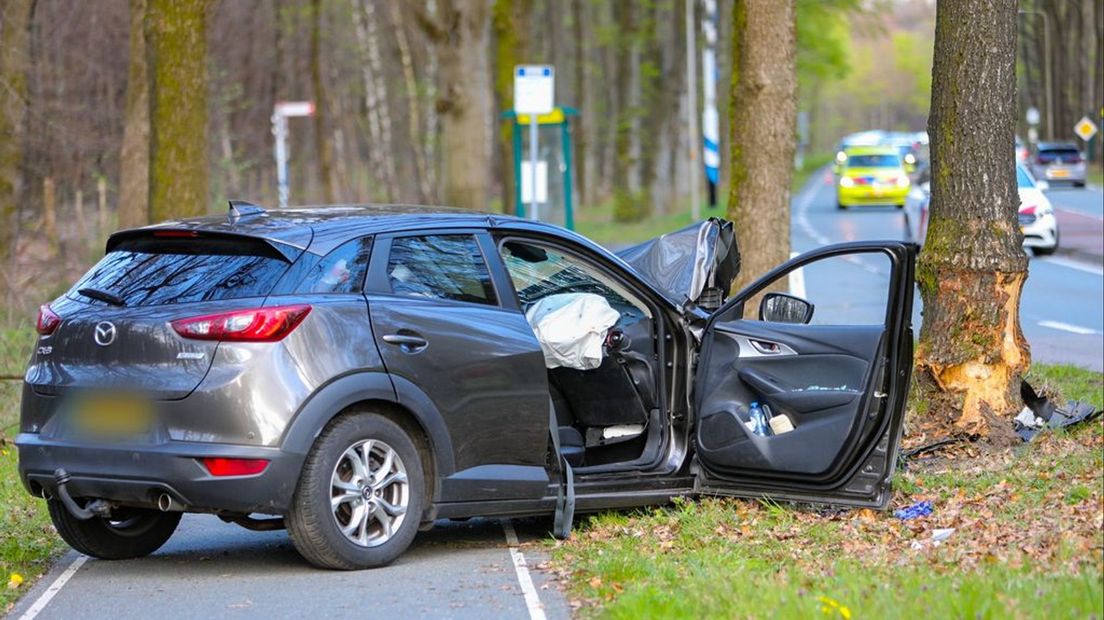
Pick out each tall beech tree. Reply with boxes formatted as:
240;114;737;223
726;0;796;292
915;0;1027;445
146;0;210;221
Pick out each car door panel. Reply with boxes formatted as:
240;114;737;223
364;232;551;503
694;241;916;508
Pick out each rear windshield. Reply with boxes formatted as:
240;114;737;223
68;236;297;307
847;154;901;168
1039;147;1080;159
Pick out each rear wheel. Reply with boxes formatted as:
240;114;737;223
47;500;181;560
837;202;848;210
288;411;424;570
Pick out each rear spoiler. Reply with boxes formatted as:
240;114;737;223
105;229;303;262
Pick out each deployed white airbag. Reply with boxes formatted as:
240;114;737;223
525;293;620;370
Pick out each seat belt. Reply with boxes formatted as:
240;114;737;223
548;405;575;539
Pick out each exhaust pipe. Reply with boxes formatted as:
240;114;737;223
54;468;96;520
157;493;184;512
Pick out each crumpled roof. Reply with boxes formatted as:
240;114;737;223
616;218;741;308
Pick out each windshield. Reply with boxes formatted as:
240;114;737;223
1016;167;1034;188
847;154;902;168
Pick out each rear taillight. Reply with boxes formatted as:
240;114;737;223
1020;205;1037;215
171;304;311;342
36;305;61;335
200;457;269;477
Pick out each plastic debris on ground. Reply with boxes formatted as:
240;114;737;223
525;293;621;370
893;500;934;520
1015;380;1101;442
910;527;956;550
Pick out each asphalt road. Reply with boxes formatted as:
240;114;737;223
793;170;1104;371
8;515;570;620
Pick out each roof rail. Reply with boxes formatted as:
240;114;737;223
227;200;266;224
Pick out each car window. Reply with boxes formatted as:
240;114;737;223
742;253;893;326
499;240;644;316
68;236;296;307
386;235;497;306
296;237;372;294
847;154;902;168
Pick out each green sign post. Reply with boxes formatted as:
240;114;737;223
502;106;578;230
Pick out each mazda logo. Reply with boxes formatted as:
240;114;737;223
93;321;117;346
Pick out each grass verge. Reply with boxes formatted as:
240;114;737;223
0;325;63;613
1087;163;1103;188
549;363;1104;618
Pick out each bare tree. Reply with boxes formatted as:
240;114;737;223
118;0;149;229
309;0;335;202
725;0;796;292
415;0;493;211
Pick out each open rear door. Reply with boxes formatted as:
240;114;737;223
693;241;916;508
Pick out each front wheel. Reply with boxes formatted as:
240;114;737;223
287;411;425;570
47;500;181;560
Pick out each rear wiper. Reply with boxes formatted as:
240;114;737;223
78;287;126;307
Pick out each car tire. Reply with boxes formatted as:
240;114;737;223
46;500;181;560
895;202;905;209
1074;181;1085;188
837;202;848;210
287;411;425;570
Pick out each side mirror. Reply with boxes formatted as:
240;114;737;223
1035;180;1049;191
759;292;814;324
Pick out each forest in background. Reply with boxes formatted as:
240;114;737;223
0;0;1099;320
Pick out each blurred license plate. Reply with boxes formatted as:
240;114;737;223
1051;169;1069;178
73;396;152;438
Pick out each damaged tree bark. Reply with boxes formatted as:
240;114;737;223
915;0;1028;446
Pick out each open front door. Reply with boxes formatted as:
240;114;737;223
693;241;916;508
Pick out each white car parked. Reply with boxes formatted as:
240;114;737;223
903;165;1058;256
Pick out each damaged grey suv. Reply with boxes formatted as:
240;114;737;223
17;201;917;569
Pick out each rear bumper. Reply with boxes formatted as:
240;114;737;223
16;433;305;515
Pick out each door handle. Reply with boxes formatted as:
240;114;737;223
382;333;428;351
749;339;782;355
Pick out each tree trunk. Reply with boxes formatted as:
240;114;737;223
387;0;434;202
0;0;33;285
310;0;335;203
436;0;491;211
491;0;528;215
725;0;795;292
915;0;1027;445
118;0;149;229
146;0;210;221
611;1;642;222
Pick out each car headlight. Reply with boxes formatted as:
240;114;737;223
835;151;847;164
839;177;855;188
896;176;910;188
904;153;917;165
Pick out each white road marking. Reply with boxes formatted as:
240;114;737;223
788;252;806;299
1038;256;1104;277
17;555;88;620
794;175;832;246
502;519;547;620
1038;320;1101;335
